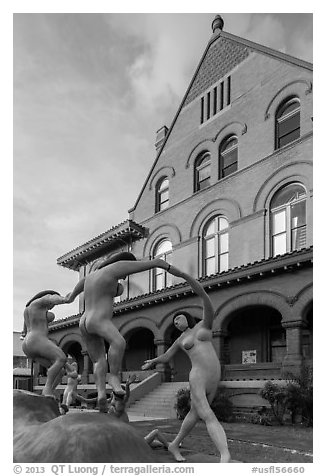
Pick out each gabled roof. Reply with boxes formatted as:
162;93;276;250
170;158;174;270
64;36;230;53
57;219;147;271
129;23;312;214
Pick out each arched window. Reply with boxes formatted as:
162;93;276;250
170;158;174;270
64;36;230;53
194;152;211;192
275;97;300;149
155;177;169;212
203;216;229;276
270;183;307;257
219;135;238;179
153;239;173;291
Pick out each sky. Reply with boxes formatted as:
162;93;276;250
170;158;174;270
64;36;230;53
12;11;313;332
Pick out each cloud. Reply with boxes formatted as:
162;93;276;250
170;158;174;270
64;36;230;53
13;13;313;331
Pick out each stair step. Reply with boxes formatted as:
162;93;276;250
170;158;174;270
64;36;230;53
128;382;188;418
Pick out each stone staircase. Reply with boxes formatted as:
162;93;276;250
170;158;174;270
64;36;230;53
127;381;189;419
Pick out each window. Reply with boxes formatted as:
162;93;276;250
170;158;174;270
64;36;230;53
194;152;211;192
219;135;238;179
200;76;231;124
153;240;173;291
203;216;229;275
275;97;300;149
155;177;169;212
271;183;307;257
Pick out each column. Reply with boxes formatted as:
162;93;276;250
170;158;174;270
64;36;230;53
282;320;304;375
154;339;170;381
81;350;90;384
213;330;228;380
212;330;227;362
33;361;40;386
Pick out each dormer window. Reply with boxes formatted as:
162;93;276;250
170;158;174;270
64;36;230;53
275;97;300;149
194;152;211;192
155;177;169;212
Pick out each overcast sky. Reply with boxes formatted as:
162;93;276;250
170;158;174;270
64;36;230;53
13;12;313;332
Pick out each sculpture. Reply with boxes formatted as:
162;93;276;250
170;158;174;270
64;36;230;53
60;360;81;414
21;290;70;397
142;266;231;463
65;252;170;412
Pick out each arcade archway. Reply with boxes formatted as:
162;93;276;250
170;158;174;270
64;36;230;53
122;328;155;372
62;341;84;374
223;305;285;365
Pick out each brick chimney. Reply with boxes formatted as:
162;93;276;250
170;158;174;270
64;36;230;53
155;125;169;152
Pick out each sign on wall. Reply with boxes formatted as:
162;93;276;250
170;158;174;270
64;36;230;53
242;350;257;364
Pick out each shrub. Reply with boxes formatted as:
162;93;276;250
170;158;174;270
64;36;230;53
174;386;234;422
251;406;273;426
260;381;288;425
174;388;191;420
260;366;313;427
210;388;234;422
284;365;313;427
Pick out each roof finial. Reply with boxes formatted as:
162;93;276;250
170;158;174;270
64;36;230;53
212;14;224;34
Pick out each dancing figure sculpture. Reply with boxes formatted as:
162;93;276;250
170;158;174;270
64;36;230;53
60;360;81;414
21;290;69;397
142;266;231;463
65;251;170;412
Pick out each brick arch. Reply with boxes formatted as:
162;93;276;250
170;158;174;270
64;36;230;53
290;283;313;321
160;305;203;339
252;161;312;213
185;139;216;169
264;79;312;121
58;332;85;352
118;317;161;341
189;198;241;238
215;291;293;332
213;121;247;148
149;166;176;190
142;223;182;258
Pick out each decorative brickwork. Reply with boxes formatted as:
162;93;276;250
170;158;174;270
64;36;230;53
183;37;251;107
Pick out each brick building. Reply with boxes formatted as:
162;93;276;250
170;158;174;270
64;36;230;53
37;15;312;405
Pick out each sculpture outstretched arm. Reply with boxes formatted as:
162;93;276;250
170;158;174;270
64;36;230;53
38;294;67;307
168;265;215;330
142;339;180;370
107;258;169;280
65;278;86;303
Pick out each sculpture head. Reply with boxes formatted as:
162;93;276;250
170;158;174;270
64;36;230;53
26;290;60;308
173;311;196;332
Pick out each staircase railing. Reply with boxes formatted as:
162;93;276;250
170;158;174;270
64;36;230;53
127;372;162;406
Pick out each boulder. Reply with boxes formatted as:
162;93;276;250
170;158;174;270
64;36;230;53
13;390;155;463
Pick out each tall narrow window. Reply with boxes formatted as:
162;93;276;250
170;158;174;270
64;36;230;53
220;81;224;111
226;76;231;105
155;177;169;212
275;97;300;149
153;240;173;291
203;216;229;276
200;97;204;124
219;135;238;179
213;86;217;115
207;92;211;120
194;152;211;192
271;183;307;257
